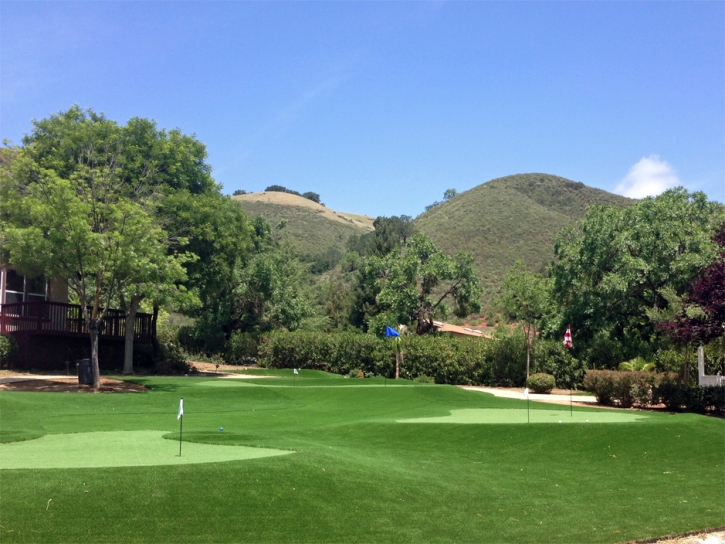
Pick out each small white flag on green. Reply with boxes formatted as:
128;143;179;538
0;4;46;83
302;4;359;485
177;398;184;420
293;368;299;375
521;388;529;400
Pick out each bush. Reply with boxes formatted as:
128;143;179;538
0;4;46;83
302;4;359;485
258;330;531;387
653;373;686;410
226;332;259;365
582;370;617;406
0;334;18;369
584;370;660;408
532;340;585;389
413;374;435;384
526;373;555;394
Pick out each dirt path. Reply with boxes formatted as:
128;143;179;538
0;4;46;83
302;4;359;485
0;375;147;393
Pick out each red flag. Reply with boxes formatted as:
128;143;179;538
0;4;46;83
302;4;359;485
563;325;573;350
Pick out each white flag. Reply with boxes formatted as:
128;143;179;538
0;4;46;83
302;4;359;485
521;388;529;400
177;398;184;420
293;368;299;375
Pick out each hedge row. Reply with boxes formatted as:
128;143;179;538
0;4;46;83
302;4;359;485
583;370;724;415
257;331;585;388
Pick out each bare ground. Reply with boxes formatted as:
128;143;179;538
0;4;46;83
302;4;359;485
0;374;148;393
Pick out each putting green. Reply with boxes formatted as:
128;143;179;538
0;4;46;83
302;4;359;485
397;408;652;424
0;430;293;470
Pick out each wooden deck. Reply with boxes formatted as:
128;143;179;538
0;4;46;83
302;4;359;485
0;301;153;342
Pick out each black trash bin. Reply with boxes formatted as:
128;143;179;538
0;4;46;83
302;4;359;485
77;359;93;385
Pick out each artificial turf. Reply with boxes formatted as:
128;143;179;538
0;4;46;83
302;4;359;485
0;371;723;543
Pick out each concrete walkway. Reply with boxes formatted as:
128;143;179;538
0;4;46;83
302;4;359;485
460;385;598;404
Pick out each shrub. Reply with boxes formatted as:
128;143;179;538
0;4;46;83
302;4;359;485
584;370;660;408
258;330;529;387
652;373;685;410
414;374;435;384
533;340;586;389
0;334;18;369
703;387;725;416
226;332;259;365
526;373;555;393
613;372;636;408
630;371;657;406
583;370;617;406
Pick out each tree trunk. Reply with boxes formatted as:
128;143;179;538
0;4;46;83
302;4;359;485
683;343;690;385
123;295;142;375
395;352;400;379
526;341;531;382
89;318;101;389
151;303;160;361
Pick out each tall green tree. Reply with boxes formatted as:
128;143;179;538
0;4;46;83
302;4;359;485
13;107;224;373
373;234;481;334
551;187;724;359
497;261;552;380
0;145;181;388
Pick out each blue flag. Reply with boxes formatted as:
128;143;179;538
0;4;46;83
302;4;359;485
385;326;400;338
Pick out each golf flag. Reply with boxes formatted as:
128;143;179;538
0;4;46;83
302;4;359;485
294;368;299;375
563;325;573;350
177;398;184;420
521;387;530;400
385;326;400;337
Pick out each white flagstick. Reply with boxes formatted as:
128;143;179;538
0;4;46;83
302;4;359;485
177;398;184;456
521;388;530;423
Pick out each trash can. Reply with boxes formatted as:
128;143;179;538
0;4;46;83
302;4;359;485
77;359;93;385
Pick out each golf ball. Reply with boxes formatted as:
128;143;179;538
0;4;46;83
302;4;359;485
220;427;224;432
558;420;562;423
586;419;589;423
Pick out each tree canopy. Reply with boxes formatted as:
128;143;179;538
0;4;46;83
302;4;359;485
371;234;481;334
551;187;724;360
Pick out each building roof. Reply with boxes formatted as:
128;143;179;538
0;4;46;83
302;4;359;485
432;321;490;338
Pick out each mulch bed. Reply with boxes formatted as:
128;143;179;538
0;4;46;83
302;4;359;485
0;377;148;393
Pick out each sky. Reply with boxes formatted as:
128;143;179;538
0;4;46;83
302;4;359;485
1;1;723;217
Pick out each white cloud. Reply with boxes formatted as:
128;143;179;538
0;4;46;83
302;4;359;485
614;155;680;199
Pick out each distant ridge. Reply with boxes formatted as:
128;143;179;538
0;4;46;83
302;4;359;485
233;191;374;258
414;173;635;296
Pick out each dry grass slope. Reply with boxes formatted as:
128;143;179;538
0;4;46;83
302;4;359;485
233;192;374;257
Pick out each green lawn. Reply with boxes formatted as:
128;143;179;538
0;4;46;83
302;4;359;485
1;371;723;543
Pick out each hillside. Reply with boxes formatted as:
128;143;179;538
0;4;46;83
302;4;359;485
414;173;635;297
233;191;374;258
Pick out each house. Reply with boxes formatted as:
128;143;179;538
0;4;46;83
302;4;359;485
0;266;155;370
432;321;490;339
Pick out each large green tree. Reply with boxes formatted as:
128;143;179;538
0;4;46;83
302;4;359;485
372;234;481;334
551;187;724;360
497;261;552;380
0;144;181;388
11;107;225;374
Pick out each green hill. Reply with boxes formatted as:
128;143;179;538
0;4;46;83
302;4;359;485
414;173;635;297
233;191;374;259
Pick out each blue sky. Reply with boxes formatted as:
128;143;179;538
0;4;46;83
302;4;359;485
2;1;723;216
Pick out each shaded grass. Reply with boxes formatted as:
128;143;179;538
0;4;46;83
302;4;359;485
0;372;723;543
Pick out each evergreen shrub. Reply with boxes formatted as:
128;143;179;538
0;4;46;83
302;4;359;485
0;334;18;369
258;330;581;387
532;340;586;389
226;332;260;364
526;373;555;393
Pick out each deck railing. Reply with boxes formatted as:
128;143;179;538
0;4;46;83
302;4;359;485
0;301;153;342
